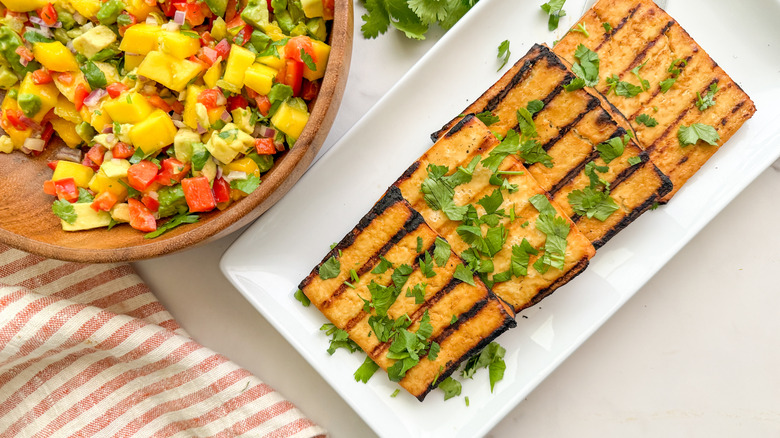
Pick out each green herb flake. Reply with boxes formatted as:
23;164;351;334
321;323;359;355
453;263;476;286
76;188;94;203
596;135;626;164
568;186;619;221
294;289;310;307
450;314;458;325
465;396;470;406
636;113;658;127
563;77;585;92
602;22;613;32
627;155;643;166
229;174;261;194
420;252;436;278
540;0;567;31
145;212;199;239
416;235;423;253
696;82;720;111
630;62;650;91
475;110;500;126
497;39;511;71
433;237;451;267
571;44;599;86
354;356;380;383
461;342;507;392
572;23;589;38
678;123;720;147
319;255;341;280
52;199;77;224
371;255;394;274
438;376;462;400
390;389;401;398
405;282;427;304
300;48;316;71
529;194;569;273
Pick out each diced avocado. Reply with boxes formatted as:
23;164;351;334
54;3;76;29
246;152;274;173
61;203;112;231
204;123;254;164
72;25;117;59
92;133;118;149
97;0;125;25
231;107;254;133
194;156;217;182
157;185;187;217
100;158;131;179
16;93;40;117
76;121;97;143
205;0;228;17
241;0;270;29
110;202;130;222
174;128;201;163
0;65;18;89
306;18;327;41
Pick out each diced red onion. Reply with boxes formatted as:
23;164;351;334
171;112;182;121
20;146;31;154
219;110;231;123
223;171;247;183
215;93;227;107
66;40;76;53
23;137;45;152
172;119;186;128
18;55;28;67
102;125;113;133
173;10;187;26
215;166;223;180
26;25;53;39
20;115;41;131
275;139;285;151
196;122;207;135
84;88;107;108
53;146;83;163
252;124;273;137
50;21;62;29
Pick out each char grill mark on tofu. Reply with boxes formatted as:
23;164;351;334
433;44;671;248
397;115;596;312
299;187;515;401
553;0;756;201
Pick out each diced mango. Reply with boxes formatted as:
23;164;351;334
61;203;113;231
208;106;225;125
89;171;128;199
50;118;83;148
219;45;256;93
271;100;309;139
32;42;79;72
124;0;159;20
159;31;200;58
68;0;102;18
52;161;95;188
104;92;154;124
203;62;222;89
244;63;277;95
110;203;131;222
257;45;285;69
137;51;204;91
261;22;287;41
53;71;90;104
225;157;261;177
183;84;203;130
54;95;81;124
19;73;59;122
123;54;145;72
129;109;176;154
120;24;200;58
0;136;13;153
0;91;31;148
2;0;47;12
303;40;330;81
100;159;131;179
87;107;113;132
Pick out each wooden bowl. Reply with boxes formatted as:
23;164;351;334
0;1;353;263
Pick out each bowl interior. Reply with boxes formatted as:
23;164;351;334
0;0;354;263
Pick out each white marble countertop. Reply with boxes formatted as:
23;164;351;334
135;7;780;437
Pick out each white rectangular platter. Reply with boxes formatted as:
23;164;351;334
221;0;780;436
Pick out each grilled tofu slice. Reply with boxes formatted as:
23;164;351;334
299;186;516;401
434;44;671;247
396;115;596;313
553;0;756;201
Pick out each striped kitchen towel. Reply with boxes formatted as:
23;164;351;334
0;244;327;438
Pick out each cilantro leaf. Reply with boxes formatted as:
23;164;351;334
76;188;94;203
367;280;397;317
453;263;475;286
230;174;261;194
596;135;626;164
300;49;316;71
584;161;610;189
572;23;589;38
433;237;451;267
408;0;449;24
519;139;553;168
630;62;650;91
481;129;520;173
615;80;643;97
568;186;619;221
371;255;394;274
627;155;643;166
510;238;538;277
696;82;720;111
145;212;199;239
571;44;599;86
420;163;468;221
428;341;440;361
461;342;506;391
267;83;293;105
294;289;310;307
386;0;428;40
678;123;720;147
516;107;537;138
354;356;380;383
321;323;359;355
420;252;436;278
52;200;77;224
405;282;427;304
540;0;567;31
563;77;585;92
438;376;462;400
80;61;107;90
602;22;613;32
660;58;687;93
391;263;414;290
477;188;503;215
319;255;341;279
529;194;569;272
475;110;500;126
659;77;677;93
497;39;511;71
526;100;544;115
636;113;658;127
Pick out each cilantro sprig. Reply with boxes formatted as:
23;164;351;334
360;0;478;40
678;123;720;147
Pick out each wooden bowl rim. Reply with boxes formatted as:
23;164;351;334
0;0;353;263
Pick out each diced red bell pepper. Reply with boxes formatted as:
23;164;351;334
74;83;89;111
146;95;172;112
197;88;224;110
82;155;99;171
3;108;28;131
41;121;55;144
300;79;320;101
173;2;207;26
278;59;304;96
181;176;216;212
32;68;53;85
212;177;230;203
91;191;118;212
226;95;248;112
254;138;275;155
200;31;215;47
141;192;159;212
254;94;271;116
224;0;239;21
53;178;79;202
86;144;107;166
43;180;56;195
214;39;231;61
156;158;190;186
128;198;157;232
38;3;58;26
127;160;159;191
47;160;58;171
112;142;135;159
55;71;74;85
234;25;252;46
15;46;33;63
106;82;129;99
323;0;335;20
170;99;184;114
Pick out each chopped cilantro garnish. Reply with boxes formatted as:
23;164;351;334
510;238;538;277
416;235;423;253
602;22;613;32
438;376;462;400
390;389;401;398
354;356;380;383
450;314;458;325
52;200;77;224
294;289;310;307
475;110;500;126
660;58;687;93
320;323;359;355
497;39;511;71
433;237;451;267
453;263;476;286
319;255;341;280
636;114;658;127
572;23;589;38
481;129;521;173
420;163;469;221
405;282;427;304
605;74;643;97
568;186;619;221
519;139;553;168
230;174;261;194
371;255;394;274
420;252;436;278
540;0;567;31
526;99;544;115
529;194;569;273
461;342;507;392
596;135;627;164
678;123;720;147
630;62;650;91
571;44;599;87
627;155;643;166
76;188;94;203
145;212;199;239
300;48;316;71
696;82;720;111
477;188;504;215
563;77;585;92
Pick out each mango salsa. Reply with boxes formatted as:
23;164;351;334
137;51;204;91
129;109;177;154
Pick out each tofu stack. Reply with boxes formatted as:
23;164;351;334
435;44;672;248
298;187;516;401
553;0;756;201
396;115;596;312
